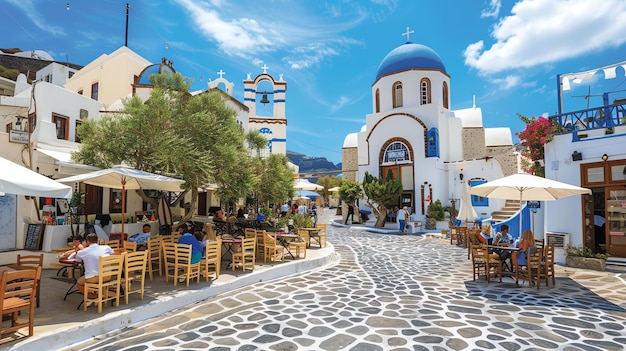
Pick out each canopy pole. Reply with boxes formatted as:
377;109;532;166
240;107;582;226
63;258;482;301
121;179;126;248
32;197;40;221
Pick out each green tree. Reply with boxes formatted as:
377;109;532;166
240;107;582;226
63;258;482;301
75;72;252;226
253;154;295;207
362;170;403;227
317;176;342;205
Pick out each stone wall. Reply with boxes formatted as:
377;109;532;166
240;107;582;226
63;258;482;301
342;147;358;181
462;128;486;160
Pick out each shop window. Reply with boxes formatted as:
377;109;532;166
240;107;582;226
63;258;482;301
52;113;69;140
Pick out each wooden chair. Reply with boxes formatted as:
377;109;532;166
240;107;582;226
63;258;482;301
244;228;256;240
515;247;542;289
450;226;466;246
146;236;162;280
161;242;177;284
471;244;501;283
174;244;201;287
312;224;327;247
263;233;284;264
105;239;121;250
84;253;125;313
466;229;482;259
123;241;137;253
201;238;221;282
289;233;307;259
232;237;255;271
10;254;43;308
540;244;556;287
297;229;310;249
122;251;147;304
0;267;40;338
255;230;266;260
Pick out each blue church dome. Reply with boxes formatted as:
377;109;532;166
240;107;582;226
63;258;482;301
376;42;446;80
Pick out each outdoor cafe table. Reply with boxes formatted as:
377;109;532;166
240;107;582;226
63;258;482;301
300;228;321;248
486;245;520;277
273;232;300;260
221;237;242;266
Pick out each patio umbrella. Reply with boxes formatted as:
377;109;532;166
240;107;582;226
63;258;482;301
57;165;185;239
328;186;340;192
457;180;477;224
0;156;72;199
296;190;321;198
470;171;591;235
294;179;324;191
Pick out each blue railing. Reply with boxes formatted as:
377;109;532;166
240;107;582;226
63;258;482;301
549;101;626;134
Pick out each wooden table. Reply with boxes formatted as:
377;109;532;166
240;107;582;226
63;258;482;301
221;238;242;264
486;245;520;277
274;232;299;259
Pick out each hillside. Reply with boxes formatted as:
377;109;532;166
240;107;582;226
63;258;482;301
286;150;340;174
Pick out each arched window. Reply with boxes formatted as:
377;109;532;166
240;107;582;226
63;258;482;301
420;78;431;105
392;82;403;108
442;81;449;109
375;88;380;113
383;142;410;163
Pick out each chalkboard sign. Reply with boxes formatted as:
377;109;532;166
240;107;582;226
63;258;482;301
24;223;44;251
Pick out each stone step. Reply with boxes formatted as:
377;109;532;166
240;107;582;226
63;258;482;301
607;257;626;267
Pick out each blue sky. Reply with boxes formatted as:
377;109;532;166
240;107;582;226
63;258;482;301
3;0;626;165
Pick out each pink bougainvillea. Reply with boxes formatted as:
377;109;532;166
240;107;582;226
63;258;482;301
515;114;560;177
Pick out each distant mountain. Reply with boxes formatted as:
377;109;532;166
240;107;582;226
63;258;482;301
287;150;340;174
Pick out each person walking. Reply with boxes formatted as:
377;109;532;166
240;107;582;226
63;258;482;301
345;203;355;225
397;206;407;233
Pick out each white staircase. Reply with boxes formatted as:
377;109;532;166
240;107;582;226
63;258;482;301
490;200;520;223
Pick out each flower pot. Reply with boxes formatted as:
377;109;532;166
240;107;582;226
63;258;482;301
566;256;606;271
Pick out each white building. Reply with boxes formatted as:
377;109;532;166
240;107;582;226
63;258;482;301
544;61;626;259
342;35;517;225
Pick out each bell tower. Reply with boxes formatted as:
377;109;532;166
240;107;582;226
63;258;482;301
243;65;287;156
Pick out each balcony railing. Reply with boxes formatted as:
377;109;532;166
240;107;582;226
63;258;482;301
549;101;626;135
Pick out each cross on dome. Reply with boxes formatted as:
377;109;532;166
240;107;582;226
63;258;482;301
217;69;226;78
261;64;269;74
402;26;414;42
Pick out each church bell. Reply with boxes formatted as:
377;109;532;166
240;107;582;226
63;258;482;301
259;94;270;105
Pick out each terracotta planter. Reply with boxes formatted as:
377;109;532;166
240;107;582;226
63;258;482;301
566;256;606;271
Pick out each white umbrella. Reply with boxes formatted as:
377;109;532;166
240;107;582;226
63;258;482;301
470;172;591;236
294;179;324;191
0;156;72;199
57;165;184;238
328;186;340;192
457;180;477;224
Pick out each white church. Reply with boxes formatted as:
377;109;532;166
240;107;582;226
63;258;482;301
342;29;518;225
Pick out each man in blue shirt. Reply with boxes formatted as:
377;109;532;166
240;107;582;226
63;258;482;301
177;227;204;264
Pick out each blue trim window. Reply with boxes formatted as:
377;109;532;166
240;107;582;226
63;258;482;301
470;179;488;207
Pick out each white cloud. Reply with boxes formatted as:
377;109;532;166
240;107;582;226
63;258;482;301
173;0;366;70
6;0;66;37
464;0;626;74
481;0;501;18
490;75;521;90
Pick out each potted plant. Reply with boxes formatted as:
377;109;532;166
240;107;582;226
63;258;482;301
565;245;609;271
425;199;445;230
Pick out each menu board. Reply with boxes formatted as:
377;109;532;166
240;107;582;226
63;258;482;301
24;223;44;251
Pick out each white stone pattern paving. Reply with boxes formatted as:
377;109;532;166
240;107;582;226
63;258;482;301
65;226;626;351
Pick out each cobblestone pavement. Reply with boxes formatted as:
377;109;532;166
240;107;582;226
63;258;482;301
64;223;626;351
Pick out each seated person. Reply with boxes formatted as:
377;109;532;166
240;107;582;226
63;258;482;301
214;210;225;220
236;208;245;218
479;223;493;245
178;227;203;263
512;230;536;267
493;224;513;246
493;224;513;262
75;233;114;299
128;223;152;244
60;235;85;260
194;231;209;248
